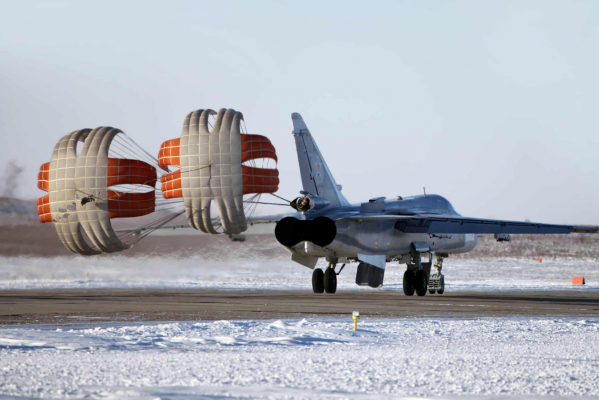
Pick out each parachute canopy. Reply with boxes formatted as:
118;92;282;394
37;108;280;255
36;127;162;255
158;108;279;235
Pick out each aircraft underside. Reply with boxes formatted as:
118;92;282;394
276;217;480;296
309;250;450;296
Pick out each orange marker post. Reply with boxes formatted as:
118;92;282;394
572;276;586;285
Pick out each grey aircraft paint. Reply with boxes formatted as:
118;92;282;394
273;113;598;281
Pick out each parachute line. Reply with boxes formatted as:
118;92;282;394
119;134;160;165
125;210;186;244
243;201;289;206
117;209;186;243
269;193;291;203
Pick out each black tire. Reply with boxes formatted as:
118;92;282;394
428;289;436;295
312;269;324;293
437;276;445;295
324;268;337;294
403;270;415;296
415;270;428;297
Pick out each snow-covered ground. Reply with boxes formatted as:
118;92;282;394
0;256;598;291
1;317;599;398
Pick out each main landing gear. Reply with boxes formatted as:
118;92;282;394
403;269;428;296
403;252;446;296
402;251;428;296
312;263;344;294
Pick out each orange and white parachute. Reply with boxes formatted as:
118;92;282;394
36;127;161;255
36;108;280;255
158;108;279;235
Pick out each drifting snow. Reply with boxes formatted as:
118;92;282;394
1;317;599;398
0;256;598;291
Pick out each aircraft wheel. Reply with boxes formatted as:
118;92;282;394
312;269;324;293
415;270;428;297
437;276;445;295
324;268;337;294
403;270;415;296
428;289;436;295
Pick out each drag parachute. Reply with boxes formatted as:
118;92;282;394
36;108;281;255
36;127;178;255
158;108;280;235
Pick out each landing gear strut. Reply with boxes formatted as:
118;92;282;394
428;254;446;295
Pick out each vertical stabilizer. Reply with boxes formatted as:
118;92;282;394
291;113;350;207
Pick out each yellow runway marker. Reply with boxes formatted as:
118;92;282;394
352;311;360;331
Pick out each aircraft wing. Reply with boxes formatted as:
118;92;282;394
344;214;599;234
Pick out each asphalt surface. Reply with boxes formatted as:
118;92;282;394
1;289;598;325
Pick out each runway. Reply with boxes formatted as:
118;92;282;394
1;289;598;325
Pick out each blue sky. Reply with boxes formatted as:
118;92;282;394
1;1;598;223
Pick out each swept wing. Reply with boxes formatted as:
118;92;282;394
344;214;598;234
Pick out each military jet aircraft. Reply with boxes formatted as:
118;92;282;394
271;113;599;296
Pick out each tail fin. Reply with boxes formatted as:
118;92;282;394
291;113;350;207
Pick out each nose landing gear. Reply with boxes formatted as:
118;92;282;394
427;254;446;294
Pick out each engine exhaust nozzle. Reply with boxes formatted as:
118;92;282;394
275;217;336;247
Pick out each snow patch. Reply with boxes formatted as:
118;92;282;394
1;317;599;397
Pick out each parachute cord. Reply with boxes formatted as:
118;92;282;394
245;193;260;222
154;203;186;211
117;133;162;170
153;203;186;212
109;138;160;171
108;142;163;180
268;193;292;203
117;210;182;238
75;165;212;202
243;201;290;206
127;210;186;244
118;209;185;242
132;216;181;242
107;137;163;176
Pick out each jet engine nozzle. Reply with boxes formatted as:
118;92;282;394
290;195;331;212
275;217;336;247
